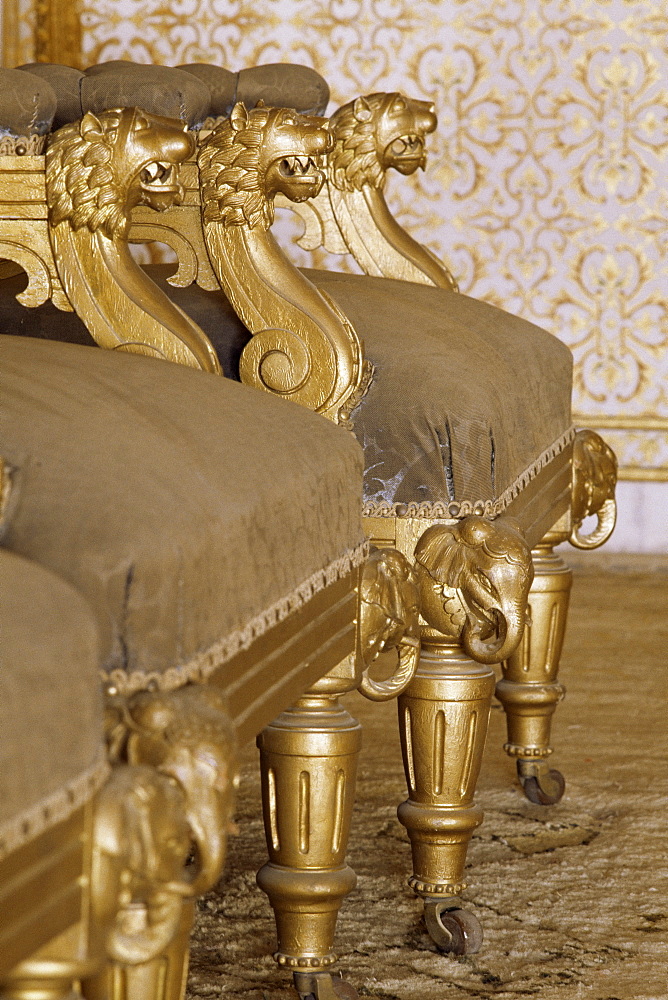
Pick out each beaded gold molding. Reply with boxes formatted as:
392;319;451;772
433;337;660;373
0;754;109;861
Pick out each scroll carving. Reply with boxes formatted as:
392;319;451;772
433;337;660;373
198;103;365;422
45;108;221;373
569;429;617;550
98;684;237;965
284;92;458;291
358;547;420;702
414;516;534;665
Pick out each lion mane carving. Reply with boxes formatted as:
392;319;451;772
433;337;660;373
198;102;331;231
47;107;191;239
328;92;438;192
44;107;221;372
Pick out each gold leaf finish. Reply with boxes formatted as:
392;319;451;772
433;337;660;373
414;516;534;665
570;429;618;549
65;0;666;476
357;547;420;702
198;103;365;421
286;92;459;290
45;108;221;373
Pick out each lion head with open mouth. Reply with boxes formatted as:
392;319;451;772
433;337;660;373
328;92;437;192
47;107;194;238
198;102;332;230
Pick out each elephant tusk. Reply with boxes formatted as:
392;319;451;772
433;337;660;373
570;497;617;550
358;636;420;702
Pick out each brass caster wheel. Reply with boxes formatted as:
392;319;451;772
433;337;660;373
518;759;565;805
423;901;483;955
293;971;359;1000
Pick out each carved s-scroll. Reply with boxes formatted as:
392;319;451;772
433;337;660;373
414;516;534;665
569;429;617;550
198;104;365;422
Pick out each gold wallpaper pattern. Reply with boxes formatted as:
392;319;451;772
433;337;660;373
9;1;668;477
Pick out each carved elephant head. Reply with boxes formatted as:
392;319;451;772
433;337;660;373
358;546;421;701
570;429;617;549
125;686;237;895
414;515;534;664
91;763;193;965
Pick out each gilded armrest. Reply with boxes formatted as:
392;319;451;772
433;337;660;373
0;110;220;373
129;105;368;423
279;92;458;291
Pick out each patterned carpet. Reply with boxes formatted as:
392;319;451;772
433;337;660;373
187;556;668;1000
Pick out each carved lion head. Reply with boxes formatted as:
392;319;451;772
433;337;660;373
46;107;195;239
328;92;437;192
197;102;332;229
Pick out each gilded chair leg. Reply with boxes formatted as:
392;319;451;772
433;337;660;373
1;925;100;1000
256;681;362;1000
495;537;572;805
397;635;494;954
81;901;195;1000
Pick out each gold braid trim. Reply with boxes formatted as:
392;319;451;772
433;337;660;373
0;134;47;155
104;539;369;695
0;754;110;861
363;426;576;519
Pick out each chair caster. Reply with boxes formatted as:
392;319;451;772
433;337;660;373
293;971;359;1000
517;758;565;805
423;899;483;955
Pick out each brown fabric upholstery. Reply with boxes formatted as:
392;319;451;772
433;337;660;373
236;64;329;115
0;68;56;137
8;61;330;132
0;270;249;380
0;336;365;688
179;64;237;118
16;63;84;129
81;62;211;127
303;270;573;508
0;266;572;508
0;549;103;850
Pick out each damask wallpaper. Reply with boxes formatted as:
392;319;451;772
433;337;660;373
2;1;668;487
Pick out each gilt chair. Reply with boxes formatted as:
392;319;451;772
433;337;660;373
114;62;617;952
0;60;617;973
0;65;426;1000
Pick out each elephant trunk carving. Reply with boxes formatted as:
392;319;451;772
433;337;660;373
414;515;534;664
91;764;194;966
570;429;617;550
97;684;237;967
357;546;421;701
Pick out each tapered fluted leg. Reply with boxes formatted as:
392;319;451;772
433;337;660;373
397;635;494;954
257;673;361;1000
496;534;571;804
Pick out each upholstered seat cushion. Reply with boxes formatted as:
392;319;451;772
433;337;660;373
0;336;365;691
0;550;106;860
0;267;573;512
303;270;574;512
